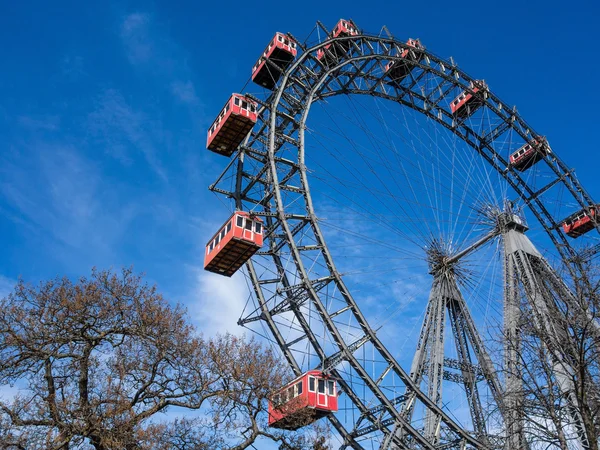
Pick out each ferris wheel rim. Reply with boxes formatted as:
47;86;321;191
220;28;598;448
259;32;593;256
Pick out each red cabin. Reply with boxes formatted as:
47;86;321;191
562;206;599;238
509;137;550;171
252;33;298;90
385;38;424;85
268;370;338;430
206;94;258;157
316;19;359;64
204;211;264;277
450;80;487;119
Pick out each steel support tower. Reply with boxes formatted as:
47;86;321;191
501;213;593;449
383;209;595;449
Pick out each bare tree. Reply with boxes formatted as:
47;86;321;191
0;268;330;449
502;261;600;449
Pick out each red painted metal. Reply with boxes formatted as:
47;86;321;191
563;206;599;238
252;32;298;90
450;80;487;119
204;211;263;276
268;370;338;430
316;19;359;63
509;137;550;171
385;38;424;85
206;94;258;157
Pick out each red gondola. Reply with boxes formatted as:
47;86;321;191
316;19;359;64
509;137;550;171
562;206;599;238
252;32;298;90
450;80;487;119
268;370;338;430
385;38;424;85
204;211;263;277
206;94;258;157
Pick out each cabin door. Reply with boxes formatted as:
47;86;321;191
243;217;254;241
316;379;328;408
240;100;249;118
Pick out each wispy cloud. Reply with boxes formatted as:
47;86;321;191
0;144;137;261
0;275;16;299
188;267;250;337
120;12;154;64
17;115;60;131
89;88;168;181
118;12;207;121
1;8;228;340
119;12;192;84
60;54;86;80
171;80;198;104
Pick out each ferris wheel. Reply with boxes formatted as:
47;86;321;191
203;19;600;449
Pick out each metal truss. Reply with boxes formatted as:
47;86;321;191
209;24;598;449
502;218;594;449
384;231;505;448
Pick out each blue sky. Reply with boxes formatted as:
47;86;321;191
1;0;600;340
2;1;600;445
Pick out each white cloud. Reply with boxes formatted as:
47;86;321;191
17;115;60;131
58;54;86;81
1;147;97;242
0;275;16;299
171;80;198;104
188;267;250;337
120;12;153;64
89;88;168;181
0;145;138;262
117;12;206;121
0;380;29;402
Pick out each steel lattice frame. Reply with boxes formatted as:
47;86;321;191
210;23;597;449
